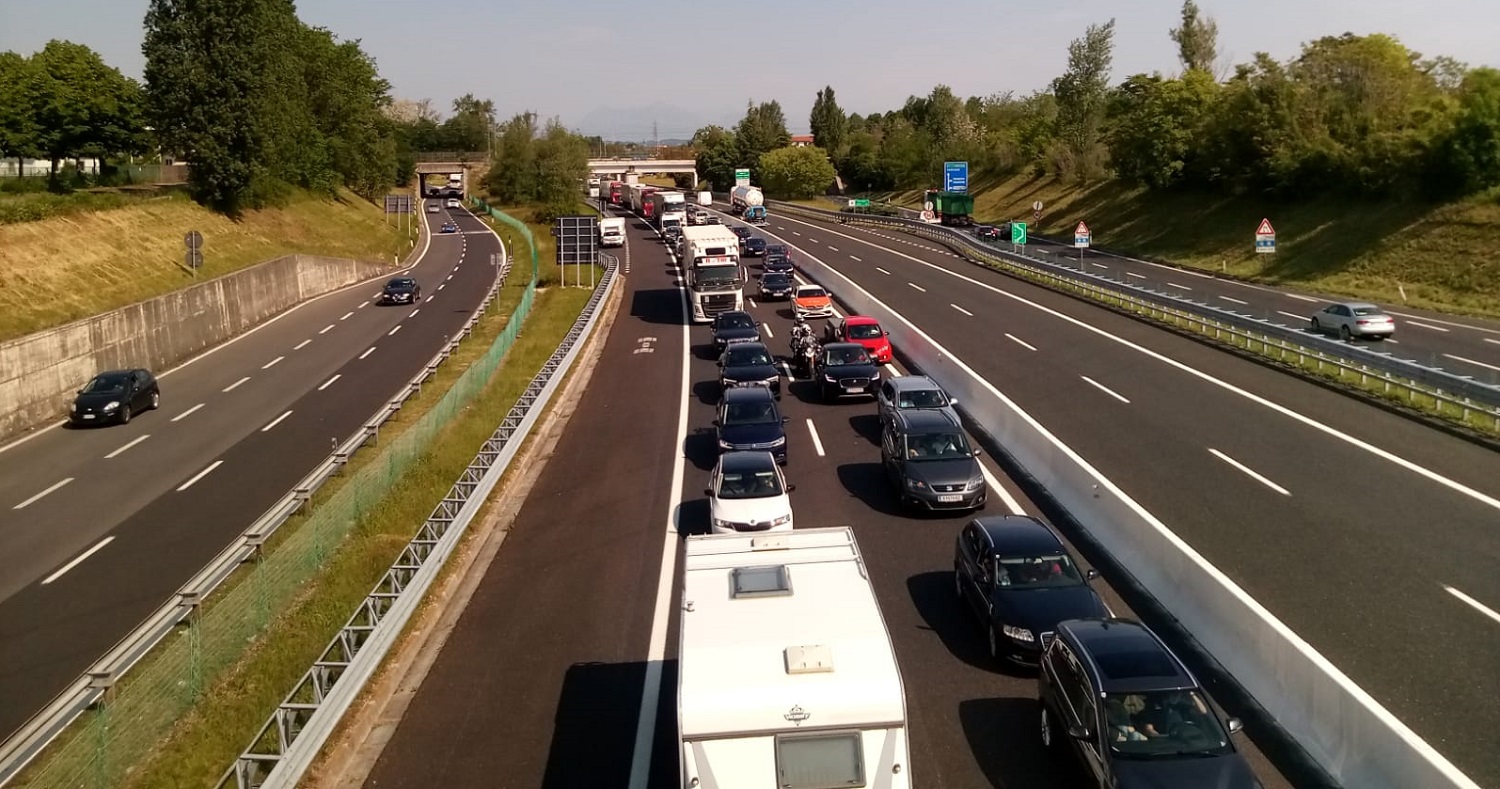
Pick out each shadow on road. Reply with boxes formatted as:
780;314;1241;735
541;661;646;788
958;696;1082;788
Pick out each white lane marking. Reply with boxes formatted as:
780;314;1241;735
261;410;294;432
1209;448;1291;496
388;325;402;337
176;460;224;492
907;282;927;292
747;297;758;309
977;463;1026;515
1444;585;1500;626
294;339;312;350
1127;272;1147;279
262;356;284;370
437;283;446;291
104;434;150;459
409;308;421;318
1166;282;1193;291
1405;320;1450;333
341;311;354;321
41;535;117;585
1080;376;1131;404
761;323;774;338
1388;312;1500;335
806;418;826;456
14;477;74;510
1385;339;1400;344
222;376;250;392
876;267;890;275
951;304;973;317
627;256;694;789
1091;262;1109;269
1286;293;1320;303
425;295;435;303
792;231;802;236
850;255;861;262
446;273;454;281
1443;353;1500;373
319;324;335;335
171;403;205;422
827;245;838;252
810;238;820;244
359;346;377;360
884;363;900;377
1005;333;1037;351
1486;338;1500;346
358;300;368;309
1277;310;1308;321
1218;295;1249;305
318;374;341;391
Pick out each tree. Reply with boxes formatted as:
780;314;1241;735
735;101;790;167
27;40;146;178
1169;1;1219;75
1429;67;1500;196
483;112;591;218
442;93;495;152
0;52;39;169
487;111;538;203
758;145;837;199
1051;19;1117;182
692;124;741;190
1107;71;1219;188
809;86;847;159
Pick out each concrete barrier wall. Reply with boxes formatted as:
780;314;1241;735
786;230;1480;789
0;254;390;440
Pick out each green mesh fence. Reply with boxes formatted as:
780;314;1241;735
19;204;541;788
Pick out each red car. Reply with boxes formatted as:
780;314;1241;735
824;315;893;364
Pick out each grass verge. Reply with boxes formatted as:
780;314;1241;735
474;200;603;288
0;188;410;342
872;173;1500;319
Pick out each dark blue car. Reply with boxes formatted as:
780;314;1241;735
743;237;767;257
763;254;794;275
758;271;794;300
712;311;761;351
715;386;789;464
718;342;782;398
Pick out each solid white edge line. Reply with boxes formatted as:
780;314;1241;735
951;303;973;317
359;346;377;360
1444;585;1500;626
171;403;205;422
222;376;250;393
318;374;341;391
806;418;826;456
1442;353;1500;373
1080;375;1131;404
1005;333;1038;351
175;460;223;492
978;462;1025;515
14;477;74;510
261;410;294;432
104;434;150;459
262;356;284;370
1209;448;1292;496
41;535;117;585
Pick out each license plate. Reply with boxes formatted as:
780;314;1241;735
845;385;864;393
82;414;96;420
937;494;962;503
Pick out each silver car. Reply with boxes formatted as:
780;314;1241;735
877;374;960;427
1310;301;1396;341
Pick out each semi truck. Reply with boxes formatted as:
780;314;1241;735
679;224;745;323
605;181;623;205
677;527;912;789
923;189;975;226
729;185;764;216
598;216;625;247
646;191;688;229
629;184;659;218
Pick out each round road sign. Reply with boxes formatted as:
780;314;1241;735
921;210;935;221
1032;201;1043;212
923;201;934;211
184;230;203;250
1033;209;1042;221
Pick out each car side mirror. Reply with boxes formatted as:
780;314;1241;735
786;483;797;492
972;448;982;457
948;398;959;406
884;330;890;336
1068;725;1093;742
716;360;723;366
1226;717;1243;734
1085;568;1099;581
711;420;720;427
703;488;713;497
782;416;790;424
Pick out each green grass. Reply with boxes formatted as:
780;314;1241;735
872;173;1500;319
0;188;411;342
474;201;603;288
0;189;163;224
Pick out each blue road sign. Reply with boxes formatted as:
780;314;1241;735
943;161;968;193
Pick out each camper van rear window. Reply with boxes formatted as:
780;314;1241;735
775;731;865;788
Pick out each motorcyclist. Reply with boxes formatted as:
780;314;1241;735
790;317;814;353
796;336;821;378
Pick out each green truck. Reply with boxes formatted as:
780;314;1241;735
924;189;974;226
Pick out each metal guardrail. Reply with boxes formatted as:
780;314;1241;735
221;254;620;788
764;199;1500;429
0;236;509;787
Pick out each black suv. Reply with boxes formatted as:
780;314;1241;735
880;409;986;511
1039;618;1260;788
813;342;879;401
714;386;789;464
743;237;767;257
975;225;1002;241
380;277;421;305
763;254;794;275
718;342;781;397
711;310;761;351
758;271;794;300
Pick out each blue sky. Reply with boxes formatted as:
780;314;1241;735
4;0;1497;140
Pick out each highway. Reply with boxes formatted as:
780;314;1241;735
0;199;501;743
725;204;1500;785
354;212;1296;788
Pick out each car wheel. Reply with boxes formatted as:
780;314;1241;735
1041;705;1061;751
954;567;964;600
149;391;161;410
1339;325;1353;341
988;624;1001;660
1310;317;1320;332
118;405;132;425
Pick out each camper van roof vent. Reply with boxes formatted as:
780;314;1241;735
784;644;834;674
750;535;790;551
731;565;792;599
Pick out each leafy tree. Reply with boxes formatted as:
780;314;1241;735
1169;1;1219;75
27;40;145;178
1107;71;1219;188
692;124;741;190
533;117;590;218
487;111;538;203
0;52;40;168
735;101;790;168
809;86;847;158
442;93;495;152
1428;67;1500;196
1051;19;1117;183
759;145;837;199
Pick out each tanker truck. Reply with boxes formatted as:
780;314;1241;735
729;185;764;219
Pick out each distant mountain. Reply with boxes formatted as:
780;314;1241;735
575;102;740;141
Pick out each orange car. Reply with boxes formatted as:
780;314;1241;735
792;284;834;319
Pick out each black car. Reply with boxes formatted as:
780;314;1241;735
766;244;789;258
711;310;761;350
380;277;422;305
975;225;1002;241
1040;618;1259;789
70;368;160;426
813;342;879;402
743;237;767;257
880;409;986;511
718;342;781;398
759;271;795;300
714;386;789;464
955;516;1106;665
763;254;794;275
730;226;753;242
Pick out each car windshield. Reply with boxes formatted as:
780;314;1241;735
995;553;1084;588
747;238;764;246
1351;306;1385;317
763;274;791;287
825;346;871;366
83;374;129;393
386;279;414;290
798;288;827;300
1104;690;1233;759
718;314;755;330
717;469;784;499
898;388;949;408
767;245;787;255
903;431;971;460
848;323;883;339
725;347;773;366
723;402;778;425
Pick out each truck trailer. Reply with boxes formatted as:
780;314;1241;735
679;224;745;323
677;527;911;789
729;185;764;216
923;189;975;226
598;216;625;247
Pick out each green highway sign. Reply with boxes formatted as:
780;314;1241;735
1011;221;1028;245
734;168;751;187
854;198;870;207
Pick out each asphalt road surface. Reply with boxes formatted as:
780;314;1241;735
729;205;1500;786
357;212;1295;788
0;199;500;743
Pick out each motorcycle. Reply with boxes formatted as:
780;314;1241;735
794;339;821;379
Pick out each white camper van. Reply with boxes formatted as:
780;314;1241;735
677;527;911;788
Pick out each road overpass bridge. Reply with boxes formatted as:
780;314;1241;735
414;152;488;196
588;158;698;187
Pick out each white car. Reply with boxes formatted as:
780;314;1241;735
706;451;795;534
426;202;440;213
445;198;461;209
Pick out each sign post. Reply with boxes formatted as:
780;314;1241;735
943;161;969;193
1032;200;1043;222
1010;221;1028;252
184;230;204;277
1255;218;1276;254
1073;220;1091;263
734;168;751;187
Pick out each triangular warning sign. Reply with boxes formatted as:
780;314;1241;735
1256;218;1275;235
1075;221;1090;235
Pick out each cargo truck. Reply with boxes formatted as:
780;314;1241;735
679;224;745;323
923;189;975;226
697;190;713;206
605;181;624;205
677;527;912;789
729;185;764;216
646;191;688;228
598;216;625;247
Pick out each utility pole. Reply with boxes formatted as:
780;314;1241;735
652;120;659;151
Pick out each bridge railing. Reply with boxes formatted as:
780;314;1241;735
412;152;487;163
